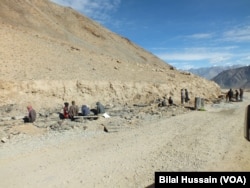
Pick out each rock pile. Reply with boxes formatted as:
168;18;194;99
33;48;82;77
0;100;193;144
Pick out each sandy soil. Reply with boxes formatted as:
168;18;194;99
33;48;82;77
0;92;249;188
0;1;249;188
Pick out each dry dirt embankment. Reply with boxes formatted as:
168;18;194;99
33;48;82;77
0;92;249;188
0;79;220;113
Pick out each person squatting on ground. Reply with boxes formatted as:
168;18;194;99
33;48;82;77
162;98;167;106
69;101;79;120
158;97;167;107
81;105;90;116
63;102;69;119
158;96;176;107
23;105;36;123
96;102;105;115
168;96;173;106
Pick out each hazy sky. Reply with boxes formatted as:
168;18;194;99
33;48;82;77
50;0;250;70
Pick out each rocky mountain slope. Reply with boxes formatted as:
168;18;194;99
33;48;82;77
187;65;244;80
212;65;250;89
0;0;221;112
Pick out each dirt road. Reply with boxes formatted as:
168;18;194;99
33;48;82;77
0;93;249;188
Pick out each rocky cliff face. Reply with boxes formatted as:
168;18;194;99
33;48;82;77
0;0;221;110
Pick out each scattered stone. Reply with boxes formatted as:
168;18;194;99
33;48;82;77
1;137;8;143
0;100;196;142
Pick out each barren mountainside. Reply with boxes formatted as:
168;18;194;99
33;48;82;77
0;0;221;111
212;66;250;89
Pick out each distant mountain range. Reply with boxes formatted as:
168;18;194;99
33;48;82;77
187;65;244;80
211;65;250;89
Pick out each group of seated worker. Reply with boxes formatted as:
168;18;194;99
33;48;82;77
61;101;105;120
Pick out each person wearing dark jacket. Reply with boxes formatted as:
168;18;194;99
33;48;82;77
185;89;190;103
228;88;234;102
96;102;105;115
239;88;244;101
168;96;173;105
235;90;239;101
181;89;185;104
